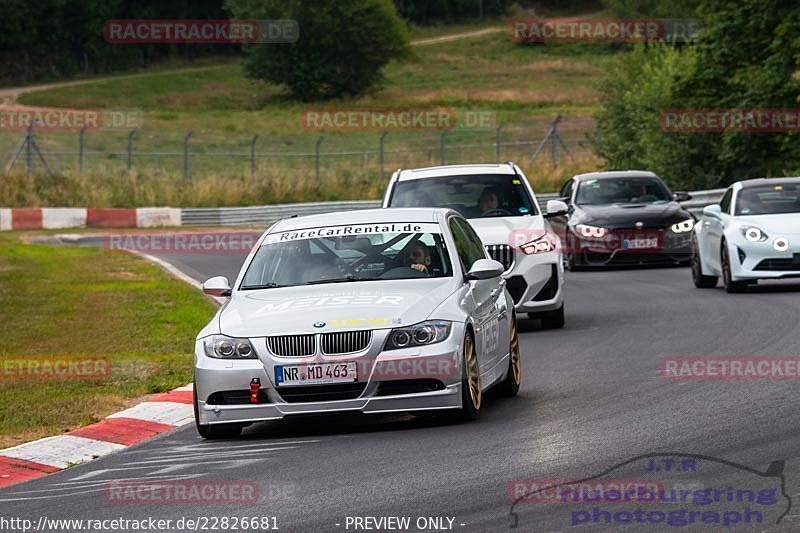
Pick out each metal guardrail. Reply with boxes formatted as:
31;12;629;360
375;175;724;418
181;200;382;227
180;189;726;226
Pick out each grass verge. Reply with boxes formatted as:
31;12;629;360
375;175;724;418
0;233;215;448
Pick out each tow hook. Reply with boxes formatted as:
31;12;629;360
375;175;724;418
249;378;261;403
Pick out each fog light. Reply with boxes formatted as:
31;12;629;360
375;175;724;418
774;238;790;252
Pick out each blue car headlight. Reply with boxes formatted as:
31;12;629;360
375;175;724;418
670;218;694;233
384;320;451;350
575;224;607;239
204;335;257;359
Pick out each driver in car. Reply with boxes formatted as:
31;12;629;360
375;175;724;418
405;242;431;274
478;188;499;214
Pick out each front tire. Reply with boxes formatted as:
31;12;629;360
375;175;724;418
458;331;481;420
536;304;565;329
496;315;521;397
721;241;747;293
691;236;717;288
194;386;245;439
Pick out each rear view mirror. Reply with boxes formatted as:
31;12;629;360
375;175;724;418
674;191;692;202
703;204;722;218
466;259;505;280
202;276;232;296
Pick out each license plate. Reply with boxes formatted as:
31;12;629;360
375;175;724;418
274;362;357;386
623;237;659;249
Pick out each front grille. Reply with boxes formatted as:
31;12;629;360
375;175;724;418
276;383;367;403
754;257;800;271
321;330;372;354
485;244;514;272
267;334;316;357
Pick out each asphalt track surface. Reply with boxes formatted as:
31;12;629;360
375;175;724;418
3;247;800;533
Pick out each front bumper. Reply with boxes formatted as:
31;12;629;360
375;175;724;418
728;236;800;281
570;228;692;267
194;324;466;426
488;247;563;314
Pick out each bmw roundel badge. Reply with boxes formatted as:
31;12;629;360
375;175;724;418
313;321;326;328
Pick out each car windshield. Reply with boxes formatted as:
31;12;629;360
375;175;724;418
575;177;672;205
388;174;537;218
240;225;452;289
735;184;800;215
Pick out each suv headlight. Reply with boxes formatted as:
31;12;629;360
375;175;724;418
576;224;607;239
384;320;451;351
204;335;257;359
520;233;557;255
670;218;694;233
740;226;768;242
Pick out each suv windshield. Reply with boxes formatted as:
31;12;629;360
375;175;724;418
576;177;672;205
240;225;452;289
735;183;800;215
388;174;536;218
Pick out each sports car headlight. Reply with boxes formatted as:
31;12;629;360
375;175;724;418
204;335;257;359
384;320;451;351
670;218;694;233
740;226;768;242
520;233;557;255
576;224;607;239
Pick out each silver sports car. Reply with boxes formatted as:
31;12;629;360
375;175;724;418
692;177;800;292
193;208;520;438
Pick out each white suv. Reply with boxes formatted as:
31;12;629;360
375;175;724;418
382;163;567;328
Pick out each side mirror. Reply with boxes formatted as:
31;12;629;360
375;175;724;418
466;259;505;280
202;276;232;296
674;191;692;202
702;204;722;218
544;199;569;218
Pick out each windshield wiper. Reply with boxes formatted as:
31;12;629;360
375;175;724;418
305;275;379;285
240;282;282;290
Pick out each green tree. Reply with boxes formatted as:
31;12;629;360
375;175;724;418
592;0;800;190
226;0;409;100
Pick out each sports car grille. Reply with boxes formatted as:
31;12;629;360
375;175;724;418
321;331;372;354
276;383;367;403
485;244;514;272
754;257;800;271
266;334;316;357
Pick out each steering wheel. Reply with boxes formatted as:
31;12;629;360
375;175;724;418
481;208;513;217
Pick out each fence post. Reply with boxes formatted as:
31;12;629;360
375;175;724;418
495;122;504;163
26;124;33;174
250;134;259;179
78;126;86;173
127;128;137;170
440;130;448;165
379;131;388;179
315;135;324;185
184;130;193;183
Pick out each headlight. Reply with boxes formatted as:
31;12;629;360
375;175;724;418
670;218;694;233
204;335;257;359
384;320;451;351
740;226;768;242
576;224;606;239
774;237;790;252
520;233;557;255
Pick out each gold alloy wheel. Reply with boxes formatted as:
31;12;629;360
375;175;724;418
509;319;521;385
465;334;482;410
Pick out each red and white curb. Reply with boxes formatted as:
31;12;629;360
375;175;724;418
0;384;194;488
0;207;180;230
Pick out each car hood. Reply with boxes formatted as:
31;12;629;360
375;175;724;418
467;215;546;245
574;202;690;227
218;278;458;337
735;214;800;236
